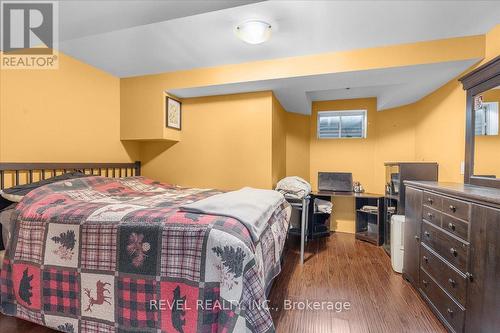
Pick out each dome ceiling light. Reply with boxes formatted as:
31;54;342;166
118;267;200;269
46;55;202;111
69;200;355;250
235;20;272;44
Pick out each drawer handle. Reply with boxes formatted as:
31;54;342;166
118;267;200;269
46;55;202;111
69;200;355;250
448;222;456;231
447;308;454;316
423;256;428;263
449;205;457;212
450;248;458;257
427;198;433;204
424;231;430;238
414;235;420;241
427;213;434;219
448;278;456;287
422;280;428;286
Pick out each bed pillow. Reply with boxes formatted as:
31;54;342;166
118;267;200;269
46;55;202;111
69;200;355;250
0;191;23;203
0;203;16;251
0;171;87;203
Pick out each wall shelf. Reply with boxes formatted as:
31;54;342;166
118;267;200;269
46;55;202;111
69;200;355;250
120;92;182;142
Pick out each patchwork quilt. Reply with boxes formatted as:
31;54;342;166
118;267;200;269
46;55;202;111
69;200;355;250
0;177;291;333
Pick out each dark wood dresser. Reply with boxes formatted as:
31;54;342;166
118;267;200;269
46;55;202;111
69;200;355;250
403;181;500;333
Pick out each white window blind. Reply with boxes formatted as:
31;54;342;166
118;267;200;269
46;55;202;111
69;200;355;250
475;102;499;136
317;110;367;139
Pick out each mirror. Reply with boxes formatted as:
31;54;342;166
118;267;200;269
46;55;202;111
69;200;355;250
460;55;500;188
473;85;500;179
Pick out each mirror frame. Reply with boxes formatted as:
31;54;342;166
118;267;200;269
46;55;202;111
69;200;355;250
459;55;500;189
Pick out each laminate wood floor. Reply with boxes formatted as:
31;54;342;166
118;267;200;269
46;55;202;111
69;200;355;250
269;233;446;333
0;233;445;333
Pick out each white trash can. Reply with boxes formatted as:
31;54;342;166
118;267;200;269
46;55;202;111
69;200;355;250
390;215;406;273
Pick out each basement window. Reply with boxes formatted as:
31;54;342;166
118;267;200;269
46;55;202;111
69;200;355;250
317;110;367;139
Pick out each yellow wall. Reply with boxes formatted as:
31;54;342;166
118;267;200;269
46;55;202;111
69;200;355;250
0;52;139;163
0;66;3;161
140;91;275;190
285;112;310;181
272;94;287;187
409;79;468;183
485;24;500;61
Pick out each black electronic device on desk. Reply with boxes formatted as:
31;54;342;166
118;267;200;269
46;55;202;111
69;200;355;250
318;172;353;192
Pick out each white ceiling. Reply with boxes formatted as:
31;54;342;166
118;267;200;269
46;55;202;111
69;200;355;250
59;1;500;77
58;1;263;41
170;59;478;114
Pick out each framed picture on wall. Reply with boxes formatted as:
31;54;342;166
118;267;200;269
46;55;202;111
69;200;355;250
166;96;182;130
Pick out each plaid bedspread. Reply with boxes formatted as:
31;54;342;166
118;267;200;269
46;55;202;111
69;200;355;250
0;177;291;333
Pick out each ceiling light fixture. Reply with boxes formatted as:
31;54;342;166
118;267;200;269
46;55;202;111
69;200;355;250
235;20;272;45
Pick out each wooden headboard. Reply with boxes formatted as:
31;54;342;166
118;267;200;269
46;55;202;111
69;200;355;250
0;161;141;190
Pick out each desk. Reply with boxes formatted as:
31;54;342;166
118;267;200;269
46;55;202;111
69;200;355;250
290;192;383;264
311;191;385;245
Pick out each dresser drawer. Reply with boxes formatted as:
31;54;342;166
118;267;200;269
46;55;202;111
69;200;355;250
420;269;465;333
420;244;467;306
423;191;443;210
442;197;470;222
423;206;441;227
442;214;469;241
421;221;469;273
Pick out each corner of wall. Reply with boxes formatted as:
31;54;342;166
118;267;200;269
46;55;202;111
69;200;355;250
284;111;311;182
485;23;500;61
1;51;134;163
137;91;275;189
271;93;287;187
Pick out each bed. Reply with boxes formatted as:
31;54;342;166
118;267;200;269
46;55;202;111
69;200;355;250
0;162;291;333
